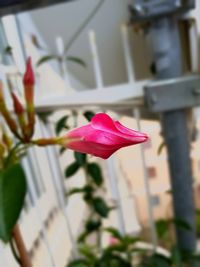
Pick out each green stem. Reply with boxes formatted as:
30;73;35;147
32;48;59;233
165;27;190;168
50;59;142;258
4;141;22;168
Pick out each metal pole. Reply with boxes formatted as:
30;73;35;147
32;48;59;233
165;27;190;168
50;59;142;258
149;17;196;251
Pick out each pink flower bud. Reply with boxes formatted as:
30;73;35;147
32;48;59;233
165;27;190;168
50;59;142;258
23;57;35;86
63;113;148;159
11;92;24;115
23;57;35;139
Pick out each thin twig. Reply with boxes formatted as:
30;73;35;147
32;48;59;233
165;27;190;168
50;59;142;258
10;239;22;266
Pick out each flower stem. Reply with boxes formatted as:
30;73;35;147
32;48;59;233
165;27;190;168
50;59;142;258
12;224;32;267
4;141;22;168
9;238;22;266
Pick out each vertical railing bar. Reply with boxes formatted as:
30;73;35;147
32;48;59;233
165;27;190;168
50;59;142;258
121;23;135;84
107;156;126;234
133;107;158;249
56;36;71;90
39;120;77;258
22;156;56;267
88;30;103;88
27;149;45;194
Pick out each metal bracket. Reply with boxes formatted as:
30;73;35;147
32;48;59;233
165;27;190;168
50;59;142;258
130;0;195;23
144;75;200;112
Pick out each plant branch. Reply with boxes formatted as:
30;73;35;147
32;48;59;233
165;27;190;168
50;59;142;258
12;224;32;267
10;238;22;266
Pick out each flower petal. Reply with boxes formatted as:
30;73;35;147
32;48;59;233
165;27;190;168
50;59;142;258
91;113;117;132
114;121;148;141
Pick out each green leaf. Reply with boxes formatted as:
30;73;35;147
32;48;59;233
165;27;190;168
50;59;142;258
171;218;192;231
155;219;170;239
83;186;94;203
37;111;52;123
139;253;171;267
85;219;102;233
36;54;59;67
171;246;183;267
77;231;89;243
87;163;103;186
4;46;13;56
67;259;89;267
67;186;94;196
93;197;110;218
150;254;171;267
65;162;80;178
104;227;122;240
74;152;87;166
103;243;126;255
79;244;97;262
122;235;139;246
83;111;95;122
66;56;87;68
59;147;66;154
67;188;86;196
0;164;26;242
98;254;131;267
55;115;69;135
157;141;165;155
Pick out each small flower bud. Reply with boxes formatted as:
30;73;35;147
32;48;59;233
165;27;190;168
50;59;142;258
11;92;24;115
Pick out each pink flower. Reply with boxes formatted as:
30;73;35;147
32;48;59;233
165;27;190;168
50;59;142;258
64;113;148;159
109;236;120;246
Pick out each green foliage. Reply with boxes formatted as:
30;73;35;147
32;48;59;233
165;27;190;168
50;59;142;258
59;147;66;154
155;218;191;241
78;244;97;263
157;141;165;155
170;246;183;267
65;162;80;178
104;227;122;240
67;185;94;197
85;219;102;233
196;210;200;237
93;197;110;218
55;115;69;135
36;55;59;67
66;56;87;68
96;254;131;267
67;259;89;267
83;111;95;122
0;164;26;242
4;45;13;56
171;218;192;231
155;219;170;239
74;152;87;166
139;253;171;267
37;111;53;123
87;163;103;186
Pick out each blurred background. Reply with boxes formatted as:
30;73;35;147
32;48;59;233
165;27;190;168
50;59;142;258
1;0;200;266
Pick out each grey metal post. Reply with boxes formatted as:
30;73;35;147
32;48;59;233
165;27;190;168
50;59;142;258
149;17;196;251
